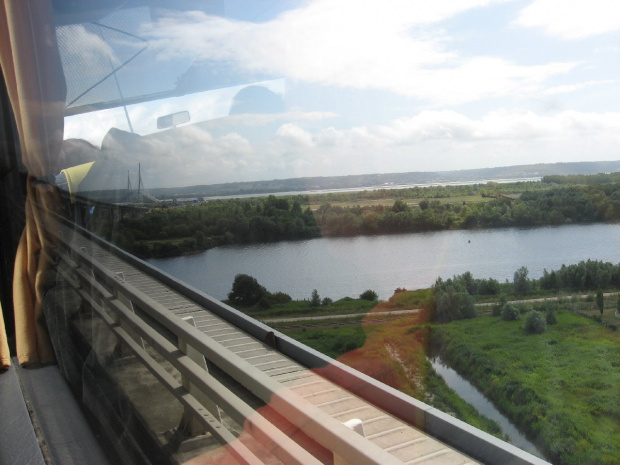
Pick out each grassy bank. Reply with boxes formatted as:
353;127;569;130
432;311;620;465
228;295;378;320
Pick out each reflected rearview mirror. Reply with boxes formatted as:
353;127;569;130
157;111;190;129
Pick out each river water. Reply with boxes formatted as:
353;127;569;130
430;357;545;458
149;222;620;302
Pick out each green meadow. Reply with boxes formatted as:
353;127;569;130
432;311;620;465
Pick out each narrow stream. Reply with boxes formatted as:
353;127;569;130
430;356;546;459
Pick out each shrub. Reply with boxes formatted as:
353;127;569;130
360;289;378;301
263;291;292;306
321;297;333;306
501;304;521;321
546;308;558;325
524;310;547;334
492;295;507;317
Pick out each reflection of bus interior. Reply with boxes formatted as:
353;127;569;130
0;2;551;465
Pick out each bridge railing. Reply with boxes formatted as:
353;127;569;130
54;221;404;465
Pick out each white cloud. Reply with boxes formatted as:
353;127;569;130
543;80;614;95
171;109;620;184
146;0;571;105
66;103;620;187
275;124;315;147
516;0;620;39
209;111;339;129
138;126;258;185
382;109;620;142
64;107;130;145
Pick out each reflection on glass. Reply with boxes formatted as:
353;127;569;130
38;1;620;464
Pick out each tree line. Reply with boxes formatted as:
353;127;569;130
430;259;620;323
114;195;320;257
307;180;542;205
314;182;620;236
101;174;620;258
542;172;620;185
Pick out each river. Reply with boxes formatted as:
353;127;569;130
430;356;545;458
149;222;620;302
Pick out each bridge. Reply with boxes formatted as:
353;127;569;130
29;215;549;465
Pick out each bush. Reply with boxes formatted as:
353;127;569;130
321;297;333;306
262;291;292;306
546;308;558;325
524;310;547;334
435;286;476;322
501;304;521;321
492;295;507;317
360;289;378;301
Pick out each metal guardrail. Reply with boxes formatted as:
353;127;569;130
55;224;404;464
51;215;550;465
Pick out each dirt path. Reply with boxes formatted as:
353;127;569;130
262;308;420;324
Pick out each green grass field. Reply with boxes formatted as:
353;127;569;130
306;194;491;211
432;310;620;465
229;296;378;319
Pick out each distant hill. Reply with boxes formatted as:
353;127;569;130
148;161;620;199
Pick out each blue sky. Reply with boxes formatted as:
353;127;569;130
64;0;620;188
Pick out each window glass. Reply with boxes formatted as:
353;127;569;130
28;1;620;464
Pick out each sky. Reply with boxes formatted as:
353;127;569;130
62;0;620;188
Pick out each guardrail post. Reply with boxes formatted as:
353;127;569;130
333;419;365;465
178;316;222;436
114;272;146;352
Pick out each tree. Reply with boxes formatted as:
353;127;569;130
392;199;408;213
360;289;378;301
596;288;604;315
513;266;530;295
310;289;321;307
228;274;267;306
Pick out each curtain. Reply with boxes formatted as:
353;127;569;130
0;0;66;367
0;302;8;367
